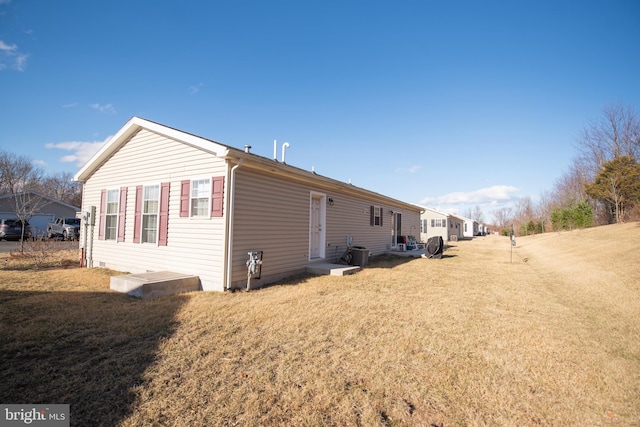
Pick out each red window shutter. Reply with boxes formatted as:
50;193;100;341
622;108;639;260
370;206;374;226
159;182;170;246
211;176;225;217
180;180;190;217
117;187;127;242
98;189;106;240
380;208;383;227
133;186;142;244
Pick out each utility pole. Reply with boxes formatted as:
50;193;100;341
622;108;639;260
510;224;515;263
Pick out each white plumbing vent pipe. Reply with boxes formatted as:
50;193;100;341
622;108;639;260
281;142;290;163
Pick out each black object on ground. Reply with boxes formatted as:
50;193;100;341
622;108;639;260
425;236;444;259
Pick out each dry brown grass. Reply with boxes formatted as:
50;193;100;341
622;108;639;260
1;223;639;426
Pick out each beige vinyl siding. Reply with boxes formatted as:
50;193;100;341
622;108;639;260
229;167;421;288
81;129;228;291
230;169;310;288
420;210;450;242
326;196;420;258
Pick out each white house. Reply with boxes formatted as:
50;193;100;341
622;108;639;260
458;215;480;238
418;206;464;242
74;117;422;292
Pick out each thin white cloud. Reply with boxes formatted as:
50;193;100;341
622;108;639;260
46;136;112;166
90;103;116;114
0;39;28;71
0;40;16;52
420;185;520;206
395;165;421;174
32;159;46;167
188;83;204;94
63;102;78;108
14;53;28;71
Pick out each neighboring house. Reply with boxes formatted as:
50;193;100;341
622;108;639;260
459;215;479;238
418;206;464;242
0;192;80;237
73;117;422;292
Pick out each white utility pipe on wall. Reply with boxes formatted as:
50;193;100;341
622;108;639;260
225;158;243;290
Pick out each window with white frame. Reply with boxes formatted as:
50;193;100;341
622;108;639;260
142;185;160;243
431;218;447;228
374;206;381;226
191;178;210;217
105;189;119;240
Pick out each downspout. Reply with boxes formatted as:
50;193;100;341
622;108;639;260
225;158;243;290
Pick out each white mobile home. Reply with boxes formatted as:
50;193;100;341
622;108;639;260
74;117;422;292
459;215;479;238
418;206;464;242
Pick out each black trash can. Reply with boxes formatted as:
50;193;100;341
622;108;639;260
351;246;370;266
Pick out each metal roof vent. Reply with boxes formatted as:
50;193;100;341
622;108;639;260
244;145;251;153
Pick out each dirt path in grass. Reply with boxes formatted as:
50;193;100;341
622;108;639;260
507;224;640;423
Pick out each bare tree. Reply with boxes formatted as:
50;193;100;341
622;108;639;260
552;161;590;206
0;151;49;252
0;151;44;195
536;190;554;232
35;171;82;207
513;196;536;235
464;205;485;224
550;155;608;225
491;207;513;230
575;102;640;178
9;191;50;236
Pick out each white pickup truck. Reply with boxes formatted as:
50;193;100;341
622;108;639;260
47;217;81;240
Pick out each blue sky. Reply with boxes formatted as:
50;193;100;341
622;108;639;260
1;0;639;219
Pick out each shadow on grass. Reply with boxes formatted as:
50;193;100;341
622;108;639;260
0;289;188;426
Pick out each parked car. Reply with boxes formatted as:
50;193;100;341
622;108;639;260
47;217;81;240
0;218;32;241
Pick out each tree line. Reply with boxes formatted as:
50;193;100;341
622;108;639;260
0;150;82;208
489;102;640;235
0;150;82;247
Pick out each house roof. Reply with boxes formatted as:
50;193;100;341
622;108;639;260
0;191;80;212
74;117;421;212
456;214;478;223
414;204;464;221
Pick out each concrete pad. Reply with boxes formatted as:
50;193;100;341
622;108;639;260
387;249;425;257
306;263;361;276
110;271;200;299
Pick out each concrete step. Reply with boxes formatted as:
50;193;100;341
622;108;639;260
306;263;361;276
110;271;200;298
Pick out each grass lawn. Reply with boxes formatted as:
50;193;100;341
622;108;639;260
1;223;639;426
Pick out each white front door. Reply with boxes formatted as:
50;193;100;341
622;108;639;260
309;192;326;259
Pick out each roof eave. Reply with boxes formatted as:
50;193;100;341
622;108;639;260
222;150;420;211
